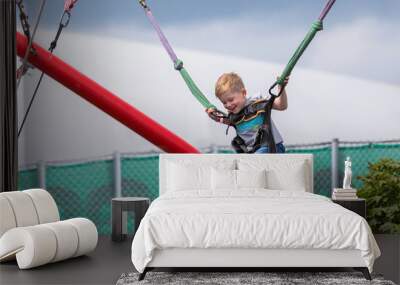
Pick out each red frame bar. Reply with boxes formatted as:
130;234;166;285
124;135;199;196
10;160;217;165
16;32;199;153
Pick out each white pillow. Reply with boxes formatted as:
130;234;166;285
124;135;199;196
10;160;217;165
266;166;306;191
167;163;211;191
236;169;267;189
238;158;308;191
166;159;236;192
211;169;267;190
211;168;236;190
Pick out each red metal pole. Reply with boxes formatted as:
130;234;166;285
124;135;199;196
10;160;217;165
16;32;199;153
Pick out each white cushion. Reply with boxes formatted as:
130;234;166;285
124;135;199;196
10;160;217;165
65;218;98;257
166;160;235;192
23;189;60;224
0;190;60;238
167;163;211;191
0;196;17;237
211;169;236;190
211;169;267;190
266;165;307;191
236;169;267;189
238;158;308;191
0;192;39;227
42;221;79;262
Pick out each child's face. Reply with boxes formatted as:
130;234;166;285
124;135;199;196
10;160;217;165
219;90;247;114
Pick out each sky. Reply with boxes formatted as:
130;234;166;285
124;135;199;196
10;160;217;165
24;0;400;86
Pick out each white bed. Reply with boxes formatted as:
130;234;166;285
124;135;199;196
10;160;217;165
131;154;380;280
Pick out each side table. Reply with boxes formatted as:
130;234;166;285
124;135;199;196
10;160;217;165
112;197;150;242
332;198;366;219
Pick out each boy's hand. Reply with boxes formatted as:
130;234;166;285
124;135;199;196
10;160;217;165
206;108;229;124
206;108;222;123
277;76;289;91
272;76;289;110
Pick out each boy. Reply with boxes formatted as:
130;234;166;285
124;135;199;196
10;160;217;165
207;72;288;153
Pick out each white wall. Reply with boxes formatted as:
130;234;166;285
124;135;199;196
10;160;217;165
19;31;400;165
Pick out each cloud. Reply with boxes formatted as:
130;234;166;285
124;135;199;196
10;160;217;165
26;7;400;86
94;14;400;86
161;16;400;86
307;18;400;85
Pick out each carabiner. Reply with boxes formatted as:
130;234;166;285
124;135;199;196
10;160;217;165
60;11;71;28
268;81;284;98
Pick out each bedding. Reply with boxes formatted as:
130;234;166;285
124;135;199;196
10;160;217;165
131;190;380;273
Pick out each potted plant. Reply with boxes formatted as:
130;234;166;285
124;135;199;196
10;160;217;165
357;158;400;283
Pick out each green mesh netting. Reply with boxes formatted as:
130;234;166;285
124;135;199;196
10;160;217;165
121;155;159;232
17;143;400;234
18;168;39;190
121;155;159;200
46;160;114;235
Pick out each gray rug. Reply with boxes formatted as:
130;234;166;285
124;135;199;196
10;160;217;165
116;271;396;285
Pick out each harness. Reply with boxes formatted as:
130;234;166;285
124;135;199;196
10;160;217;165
227;98;277;154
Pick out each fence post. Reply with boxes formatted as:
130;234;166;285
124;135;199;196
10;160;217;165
114;151;122;197
210;144;218;154
37;160;46;189
331;138;339;194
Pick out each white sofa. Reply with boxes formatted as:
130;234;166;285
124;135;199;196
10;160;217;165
0;189;98;269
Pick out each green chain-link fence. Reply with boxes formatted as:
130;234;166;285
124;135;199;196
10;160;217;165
18;140;400;234
46;159;114;235
18;167;38;190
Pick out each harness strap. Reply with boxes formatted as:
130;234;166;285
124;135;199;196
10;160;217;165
231;136;248;153
262;97;277;153
228;98;277;153
269;0;336;97
137;0;216;110
246;97;276;153
228;99;268;125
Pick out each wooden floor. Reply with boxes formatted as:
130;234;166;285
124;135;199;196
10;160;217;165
0;236;133;285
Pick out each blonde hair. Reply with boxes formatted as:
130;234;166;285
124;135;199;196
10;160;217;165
215;72;245;98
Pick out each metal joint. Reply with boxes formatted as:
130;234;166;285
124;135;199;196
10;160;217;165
138;0;148;9
174;59;184;70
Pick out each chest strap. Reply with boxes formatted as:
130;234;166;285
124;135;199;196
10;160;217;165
230;98;277;153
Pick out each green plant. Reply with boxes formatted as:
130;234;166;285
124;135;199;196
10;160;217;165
357;158;400;234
